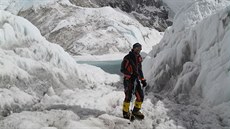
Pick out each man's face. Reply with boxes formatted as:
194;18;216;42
133;46;142;54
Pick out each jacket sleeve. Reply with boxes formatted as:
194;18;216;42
120;57;132;77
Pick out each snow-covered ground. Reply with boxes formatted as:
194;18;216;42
1;0;230;129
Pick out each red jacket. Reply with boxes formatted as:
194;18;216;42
120;50;144;80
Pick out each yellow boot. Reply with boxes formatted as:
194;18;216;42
123;101;130;113
123;102;134;120
132;101;144;119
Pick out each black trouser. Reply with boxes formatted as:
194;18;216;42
123;77;144;102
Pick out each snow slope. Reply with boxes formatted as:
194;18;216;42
88;0;172;31
0;10;119;116
15;0;163;57
162;0;193;18
144;0;230;108
0;0;58;14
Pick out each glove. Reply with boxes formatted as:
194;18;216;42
141;79;147;87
